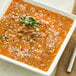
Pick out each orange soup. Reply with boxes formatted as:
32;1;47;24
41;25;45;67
0;0;73;71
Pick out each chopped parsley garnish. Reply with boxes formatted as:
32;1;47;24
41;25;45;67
0;35;6;41
19;16;41;28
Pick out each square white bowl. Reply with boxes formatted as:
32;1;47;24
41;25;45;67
0;0;76;76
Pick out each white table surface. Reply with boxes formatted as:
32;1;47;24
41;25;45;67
0;0;74;76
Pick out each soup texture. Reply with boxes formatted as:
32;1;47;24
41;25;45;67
0;0;73;71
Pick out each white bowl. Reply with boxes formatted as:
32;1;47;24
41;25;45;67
0;0;76;76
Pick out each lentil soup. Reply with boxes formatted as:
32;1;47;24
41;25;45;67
0;0;73;71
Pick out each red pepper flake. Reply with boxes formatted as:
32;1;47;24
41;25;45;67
21;48;23;51
48;53;50;55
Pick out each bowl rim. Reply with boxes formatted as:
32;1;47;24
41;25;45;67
0;0;76;75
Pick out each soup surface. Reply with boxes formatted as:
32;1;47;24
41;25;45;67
0;0;73;71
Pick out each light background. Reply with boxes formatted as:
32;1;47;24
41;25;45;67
0;0;74;76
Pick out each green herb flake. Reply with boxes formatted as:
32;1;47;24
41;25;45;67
19;16;26;23
0;35;6;41
19;16;41;28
